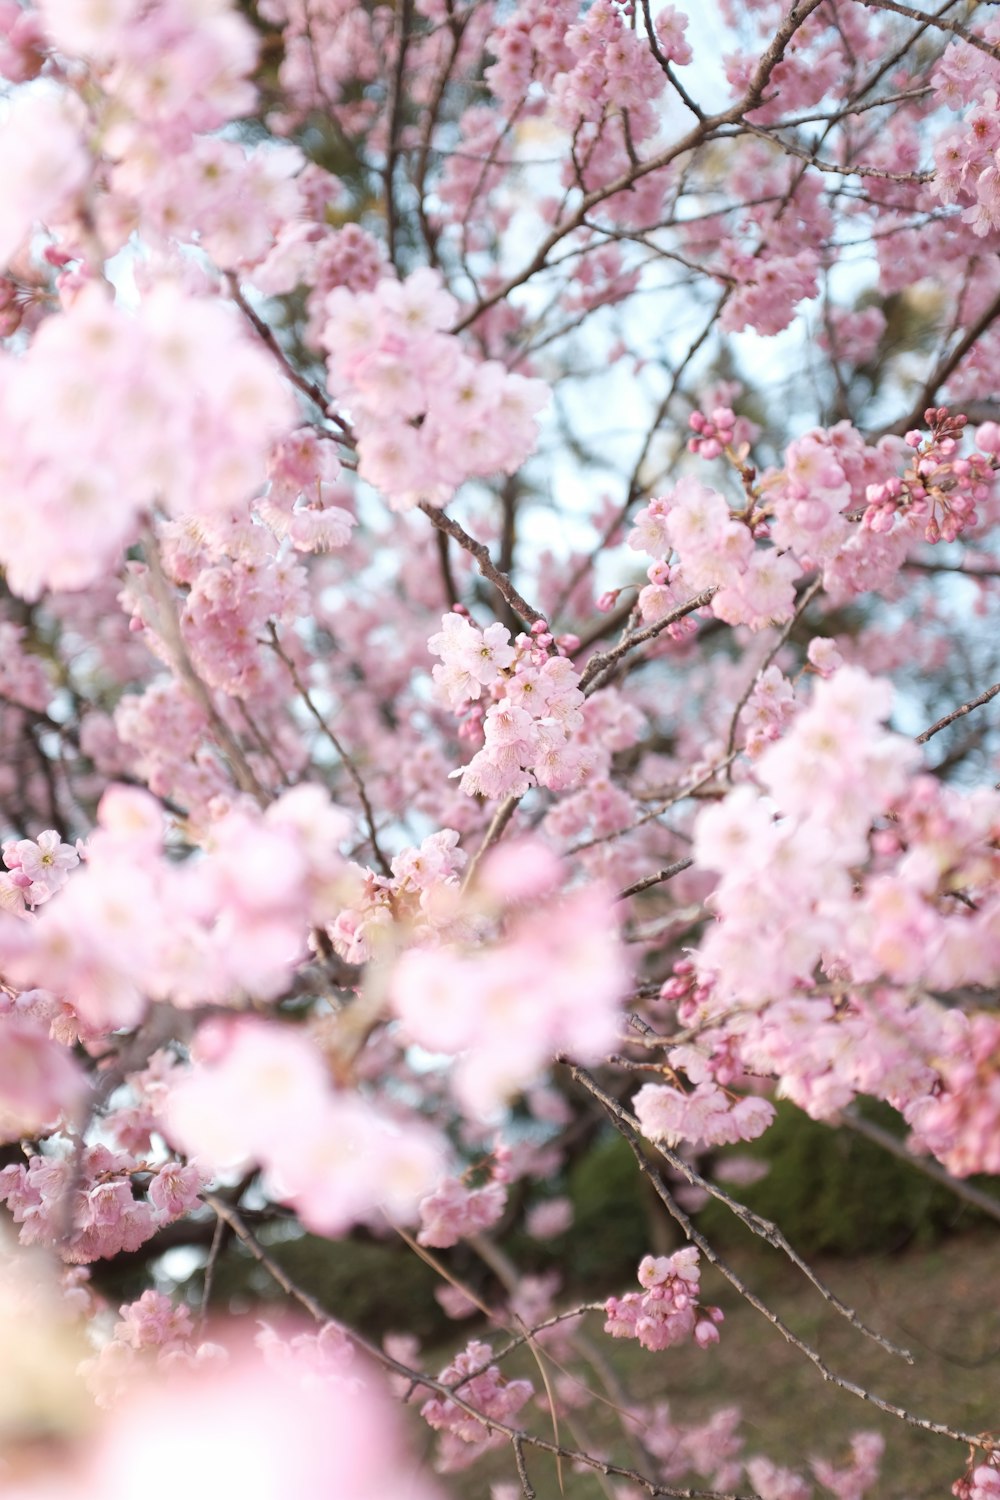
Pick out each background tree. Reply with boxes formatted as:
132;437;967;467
0;1;999;1497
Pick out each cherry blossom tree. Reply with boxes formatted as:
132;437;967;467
0;0;998;1495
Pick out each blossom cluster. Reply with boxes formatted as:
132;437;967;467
418;1156;509;1248
633;1079;775;1149
322;269;547;510
389;840;627;1116
604;1250;723;1352
430;613;593;798
165;1016;445;1237
0;284;294;599
421;1339;533;1472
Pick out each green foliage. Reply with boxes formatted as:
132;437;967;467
699;1101;990;1257
563;1129;655;1287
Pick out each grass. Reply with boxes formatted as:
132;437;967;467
429;1228;1000;1499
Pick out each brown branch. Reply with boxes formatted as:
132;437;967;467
561;1067;998;1453
462;793;522;891
841;1108;1000;1226
417;501;544;627
512;1434;536;1499
856;0;1000;60
434;525;461;609
638;0;705;120
577;590;716;694
916;680;1000;744
618;857;694;901
888;287;1000;436
225;274;355;445
724;577;823;762
384;0;414;271
142;532;268;806
735;120;933;183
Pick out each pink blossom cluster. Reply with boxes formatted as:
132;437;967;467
0;1001;85;1140
322;269;547;511
421;1339;533;1472
389;841;627;1116
165;1016;445;1237
327;828;467;966
553;0;666;144
629;476;798;631
418;1163;508;1248
955;1463;1000;1500
252;218;386;348
719;249;820;338
655;5;693;66
0;784;358;1034
35;0;258;141
255;0;389;132
0;1144;204;1264
7;1322;445;1500
683;677;1000;1158
430;616;593;799
0;284;294;599
906;1012;1000;1177
643;1400;744;1493
1;2;999;1493
763;424;911;600
929;24;1000;234
633;1080;775;1149
738;664;796;756
0;82;90;268
811;1433;885;1500
862;409;995;544
81;1289;198;1404
604;1249;723;1352
484;0;578;114
258;427;355;554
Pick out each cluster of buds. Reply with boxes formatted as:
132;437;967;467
605;1250;724;1352
862;408;995;544
658;958;714;1026
688;406;736;460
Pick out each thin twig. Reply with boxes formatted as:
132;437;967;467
142;532;268;805
462;793;522;891
267;624;392;877
578;591;716;694
858;0;1000;60
452;0;826;334
915;681;1000;744
225;274;355;445
384;0;414;270
199;1212;226;1328
513;1434;537;1499
888;287;1000;436
724;578;823;762
618;857;694;901
842;1108;1000;1226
